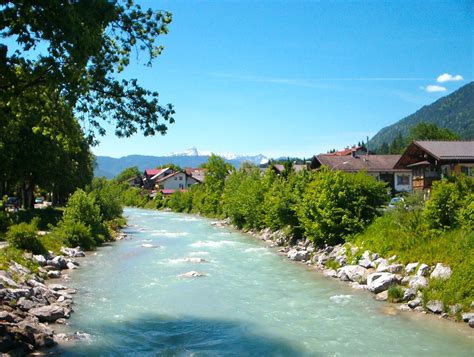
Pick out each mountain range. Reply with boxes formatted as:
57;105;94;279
94;149;269;179
369;82;474;150
96;83;474;178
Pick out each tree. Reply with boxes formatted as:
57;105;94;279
0;81;93;207
114;167;141;183
1;0;175;143
408;122;461;142
199;155;234;215
297;168;388;246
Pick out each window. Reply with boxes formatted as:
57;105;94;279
397;175;410;186
179;176;183;181
179;184;184;189
461;166;473;176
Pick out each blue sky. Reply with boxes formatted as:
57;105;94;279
93;0;473;158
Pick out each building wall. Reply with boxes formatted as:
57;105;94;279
159;173;201;190
159;172;188;190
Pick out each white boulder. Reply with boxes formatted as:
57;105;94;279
430;263;452;280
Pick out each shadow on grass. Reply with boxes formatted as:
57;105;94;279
56;313;312;356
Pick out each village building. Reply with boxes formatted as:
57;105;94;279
155;171;202;194
311;154;412;192
326;145;369;157
271;164;307;174
394;140;474;191
185;168;206;182
142;167;174;190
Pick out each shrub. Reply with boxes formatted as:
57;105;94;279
458;194;474;231
424;181;460;229
6;218;44;254
88;177;123;221
297;168;388;246
50;219;96;250
62;189;109;244
222;167;265;229
424;176;474;230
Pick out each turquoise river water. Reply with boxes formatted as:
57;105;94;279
58;208;474;356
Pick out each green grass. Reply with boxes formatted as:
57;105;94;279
350;209;474;310
0;246;39;274
325;259;341;270
387;285;404;303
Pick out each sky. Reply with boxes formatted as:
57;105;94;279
92;0;473;158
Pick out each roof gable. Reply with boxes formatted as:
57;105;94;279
313;154;406;172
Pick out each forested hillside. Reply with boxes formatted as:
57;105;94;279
370;82;474;150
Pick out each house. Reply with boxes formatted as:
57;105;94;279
155;170;202;194
185;168;206;182
142;167;174;189
125;176;142;187
394;141;474;191
311;154;412;192
271;164;307;174
327;145;369;157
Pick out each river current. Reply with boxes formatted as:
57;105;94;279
59;208;473;355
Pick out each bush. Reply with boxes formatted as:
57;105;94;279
62;189;109;244
50;219;96;250
458;194;474;231
424;176;474;230
424;181;460;229
88;177;123;221
222;167;265;229
6;218;44;254
297;168;388;246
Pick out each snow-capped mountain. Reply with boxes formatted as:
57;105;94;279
170;147;268;164
95;148;269;178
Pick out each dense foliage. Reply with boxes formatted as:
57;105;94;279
297;169;388;245
370;81;474;151
6;217;43;254
351;175;474;309
1;0;174;207
377;122;461;154
160;157;388;246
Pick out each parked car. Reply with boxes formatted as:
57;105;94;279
387;197;405;209
35;197;44;204
5;197;20;210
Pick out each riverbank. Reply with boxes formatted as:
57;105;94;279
232;223;474;331
0;233;128;354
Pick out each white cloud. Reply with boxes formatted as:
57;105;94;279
436;73;463;83
425;85;447;93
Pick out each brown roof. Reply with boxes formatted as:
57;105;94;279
414;141;474;160
314;154;409;172
273;164;306;173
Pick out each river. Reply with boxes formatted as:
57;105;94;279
58;207;474;355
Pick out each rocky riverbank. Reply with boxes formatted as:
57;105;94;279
0;234;129;355
212;222;474;330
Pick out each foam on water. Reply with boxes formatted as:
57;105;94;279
190;240;237;248
151;229;189;237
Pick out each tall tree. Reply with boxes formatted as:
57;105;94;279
0;0;175;143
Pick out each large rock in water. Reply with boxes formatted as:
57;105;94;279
367;273;398;293
337;265;369;284
430;263;452;280
29;305;66;322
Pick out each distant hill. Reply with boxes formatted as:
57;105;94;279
94;151;268;179
370;82;474;150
